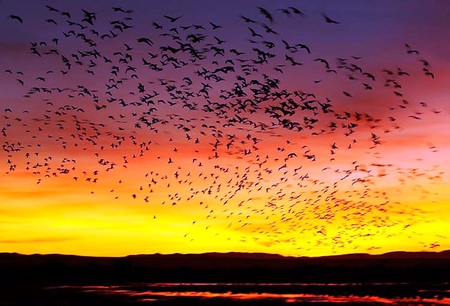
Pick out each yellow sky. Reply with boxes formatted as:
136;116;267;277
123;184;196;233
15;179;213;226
1;1;450;257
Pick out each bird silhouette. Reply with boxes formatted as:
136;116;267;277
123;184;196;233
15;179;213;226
321;11;340;24
164;15;183;22
8;15;23;23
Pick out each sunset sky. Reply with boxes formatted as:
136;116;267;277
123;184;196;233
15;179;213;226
1;0;449;257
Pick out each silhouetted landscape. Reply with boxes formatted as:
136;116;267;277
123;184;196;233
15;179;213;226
2;251;450;305
2;250;450;283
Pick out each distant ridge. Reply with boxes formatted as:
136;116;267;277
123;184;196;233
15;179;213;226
1;250;450;283
128;249;450;260
2;249;450;262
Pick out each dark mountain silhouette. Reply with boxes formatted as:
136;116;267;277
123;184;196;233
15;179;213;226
1;250;450;283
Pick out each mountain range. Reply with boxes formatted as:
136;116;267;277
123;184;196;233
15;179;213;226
1;250;450;283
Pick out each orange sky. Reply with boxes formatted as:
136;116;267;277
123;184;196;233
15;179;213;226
0;0;450;257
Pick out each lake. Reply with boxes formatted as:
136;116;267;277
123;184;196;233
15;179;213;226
41;282;450;305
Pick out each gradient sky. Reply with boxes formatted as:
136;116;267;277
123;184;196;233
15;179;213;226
1;0;450;257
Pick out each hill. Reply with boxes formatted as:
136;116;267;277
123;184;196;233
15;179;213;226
1;250;450;283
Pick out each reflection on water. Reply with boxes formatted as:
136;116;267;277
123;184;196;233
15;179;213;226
49;282;450;305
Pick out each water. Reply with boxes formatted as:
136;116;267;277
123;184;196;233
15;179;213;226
46;282;450;305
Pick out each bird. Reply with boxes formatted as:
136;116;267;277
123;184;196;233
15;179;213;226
314;58;330;69
45;19;57;25
8;15;23;23
276;8;292;18
296;43;310;54
164;15;183;22
45;5;59;12
248;27;263;38
210;22;221;29
289;7;306;17
257;7;273;23
321;11;340;24
240;15;256;23
262;23;278;35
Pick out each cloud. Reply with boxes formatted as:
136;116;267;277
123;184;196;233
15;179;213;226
0;237;76;244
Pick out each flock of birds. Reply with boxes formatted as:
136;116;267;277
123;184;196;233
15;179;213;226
1;4;445;253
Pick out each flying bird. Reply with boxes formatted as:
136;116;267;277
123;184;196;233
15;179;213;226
321;11;340;24
240;15;256;23
289;6;306;17
257;7;273;23
164;15;183;22
8;15;23;23
45;5;59;12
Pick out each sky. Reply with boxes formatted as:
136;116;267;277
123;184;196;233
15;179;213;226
0;0;449;257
